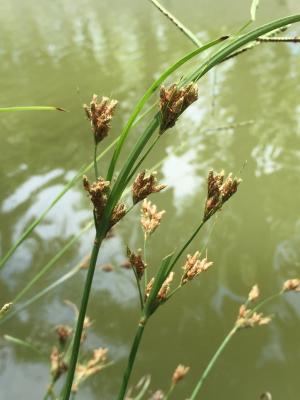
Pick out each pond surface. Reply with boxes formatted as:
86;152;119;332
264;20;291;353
1;1;300;399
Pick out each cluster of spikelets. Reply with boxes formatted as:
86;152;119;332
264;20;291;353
49;305;109;395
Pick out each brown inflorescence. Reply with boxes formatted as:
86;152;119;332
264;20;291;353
132;171;166;204
159;82;198;133
50;346;68;382
172;364;190;385
236;305;271;329
127;248;147;280
72;347;108;393
141;199;165;237
55;325;72;345
84;94;118;144
157;272;174;301
203;170;241;222
181;251;213;286
110;202;127;228
282;278;300;292
248;284;260;302
83;175;110;223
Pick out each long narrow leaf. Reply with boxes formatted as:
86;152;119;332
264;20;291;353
0;106;65;112
251;0;260;21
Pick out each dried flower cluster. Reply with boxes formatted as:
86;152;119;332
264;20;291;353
50;346;68;382
282;279;300;293
84;94;118;144
181;251;213;285
172;364;190;384
127;248;147;279
72;348;108;393
83;175;110;222
236;305;271;329
0;302;12;316
55;325;72;345
203;170;241;221
159;83;198;133
110;202;127;228
157;272;174;301
141;199;165;237
145;272;174;305
83;175;126;228
132;171;166;204
248;284;260;302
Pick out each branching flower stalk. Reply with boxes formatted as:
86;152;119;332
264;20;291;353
188;280;300;400
117;170;240;400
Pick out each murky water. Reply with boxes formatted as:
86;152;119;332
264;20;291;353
1;1;300;399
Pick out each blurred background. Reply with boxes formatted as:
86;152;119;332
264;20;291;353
0;0;300;399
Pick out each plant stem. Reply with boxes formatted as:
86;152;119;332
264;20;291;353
143;235;148;291
189;326;238;400
117;320;147;400
131;265;144;311
94;144;99;180
165;383;175;400
60;232;104;400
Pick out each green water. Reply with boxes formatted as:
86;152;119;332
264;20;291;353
1;1;300;399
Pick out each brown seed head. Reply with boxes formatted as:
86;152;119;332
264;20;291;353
83;175;110;223
50;346;68;382
84;94;118;144
110;202;127;228
203;170;241;221
159;82;198;133
145;277;155;300
282;278;300;293
157;272;174;301
172;364;190;384
132;171;166;204
141;199;165;237
127;248;147;280
248;284;260;302
0;302;12;316
181;251;213;285
72;347;108;393
55;325;72;345
236;305;271;329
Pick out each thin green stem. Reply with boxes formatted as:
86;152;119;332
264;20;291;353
0;106;65;112
148;0;202;47
189;327;237;400
165;383;175;400
117;321;147;400
143;236;148;291
94;144;99;180
131;267;144;311
60;232;105;400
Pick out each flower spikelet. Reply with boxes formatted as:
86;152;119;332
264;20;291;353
282;279;300;293
157;272;174;301
248;284;260;302
84;94;118;144
141;199;165;237
127;248;147;280
181;251;213;285
72;348;108;393
55;325;72;345
172;364;190;384
83;175;110;223
159;83;198;133
110;202;127;228
0;302;12;316
236;305;271;329
50;346;68;382
132;171;166;204
203;170;241;221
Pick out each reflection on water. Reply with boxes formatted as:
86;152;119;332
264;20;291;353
1;0;300;399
